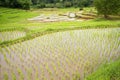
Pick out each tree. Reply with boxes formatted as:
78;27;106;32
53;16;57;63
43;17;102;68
22;0;31;10
31;0;38;5
0;0;93;9
94;0;120;18
0;0;31;10
0;0;6;6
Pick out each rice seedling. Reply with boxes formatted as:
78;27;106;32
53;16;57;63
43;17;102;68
0;28;119;80
0;31;26;42
17;68;24;80
3;72;8;80
11;72;16;80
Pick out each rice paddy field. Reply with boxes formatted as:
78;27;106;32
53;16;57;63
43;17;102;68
0;28;120;80
0;7;120;80
0;31;26;42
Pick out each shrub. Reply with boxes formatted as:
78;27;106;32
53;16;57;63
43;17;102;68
45;3;54;8
94;0;120;18
22;1;30;10
64;2;72;7
0;0;31;10
55;3;63;8
36;3;45;8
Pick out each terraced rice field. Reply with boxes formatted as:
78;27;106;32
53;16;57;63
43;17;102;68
0;31;26;42
0;28;120;80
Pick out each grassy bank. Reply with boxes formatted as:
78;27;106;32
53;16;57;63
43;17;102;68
85;59;120;80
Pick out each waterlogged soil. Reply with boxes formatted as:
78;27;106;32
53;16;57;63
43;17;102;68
28;14;84;22
0;28;120;80
0;31;26;42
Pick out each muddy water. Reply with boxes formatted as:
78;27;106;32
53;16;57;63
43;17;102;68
28;14;83;23
0;28;120;80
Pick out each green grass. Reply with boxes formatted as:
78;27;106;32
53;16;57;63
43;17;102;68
85;59;120;80
0;7;119;29
0;7;119;30
0;7;120;47
0;7;39;24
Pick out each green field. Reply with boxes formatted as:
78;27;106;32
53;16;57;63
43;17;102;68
86;59;120;80
0;7;120;80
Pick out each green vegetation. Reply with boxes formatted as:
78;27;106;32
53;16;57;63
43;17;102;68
0;0;93;9
0;0;31;10
0;31;26;42
17;68;24;80
85;59;120;80
73;72;81;80
0;7;120;47
4;73;8;80
12;73;16;80
0;28;120;80
94;0;120;18
0;1;120;80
